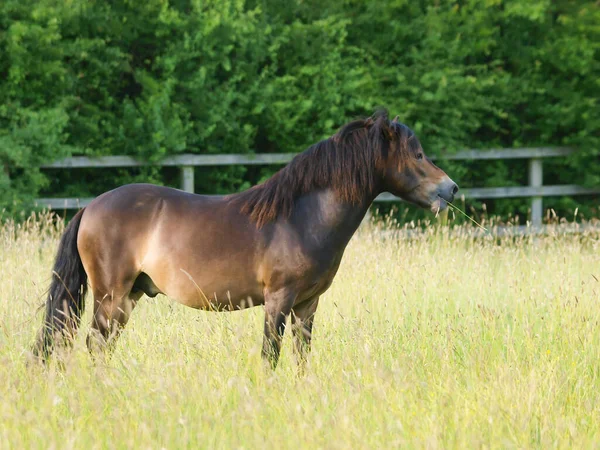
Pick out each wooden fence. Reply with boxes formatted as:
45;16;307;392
36;147;600;226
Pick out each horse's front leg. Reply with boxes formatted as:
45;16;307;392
262;286;297;370
291;296;319;373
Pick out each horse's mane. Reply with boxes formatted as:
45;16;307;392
228;111;415;227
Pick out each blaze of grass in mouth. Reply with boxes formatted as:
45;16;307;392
446;201;489;232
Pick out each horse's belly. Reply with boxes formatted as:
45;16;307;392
176;283;265;311
139;209;266;310
145;260;264;311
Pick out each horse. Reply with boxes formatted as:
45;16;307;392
32;112;458;369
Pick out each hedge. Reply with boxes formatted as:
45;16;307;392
1;0;598;220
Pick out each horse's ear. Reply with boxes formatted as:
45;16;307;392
383;117;395;140
385;115;400;140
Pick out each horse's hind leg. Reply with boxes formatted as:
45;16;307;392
86;285;139;358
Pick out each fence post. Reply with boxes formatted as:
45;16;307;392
528;158;543;227
180;166;194;193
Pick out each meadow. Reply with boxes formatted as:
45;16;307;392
1;213;599;449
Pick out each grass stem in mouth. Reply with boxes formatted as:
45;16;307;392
447;201;489;232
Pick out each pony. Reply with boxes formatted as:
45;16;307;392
33;112;458;369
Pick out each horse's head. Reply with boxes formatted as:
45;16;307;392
381;117;458;213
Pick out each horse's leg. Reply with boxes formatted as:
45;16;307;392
262;287;297;369
86;287;139;359
291;296;319;372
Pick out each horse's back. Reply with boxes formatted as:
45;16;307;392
85;183;221;212
78;183;223;263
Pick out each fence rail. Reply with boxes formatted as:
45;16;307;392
36;147;600;226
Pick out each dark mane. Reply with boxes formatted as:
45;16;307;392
229;111;415;227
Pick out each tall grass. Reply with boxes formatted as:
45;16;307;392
1;213;599;449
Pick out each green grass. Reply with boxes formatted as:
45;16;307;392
1;213;600;449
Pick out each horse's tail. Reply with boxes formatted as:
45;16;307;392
33;208;88;362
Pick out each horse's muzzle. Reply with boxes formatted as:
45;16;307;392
438;179;459;203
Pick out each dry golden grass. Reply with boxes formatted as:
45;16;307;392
1;212;599;449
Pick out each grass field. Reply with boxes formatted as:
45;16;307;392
1;213;599;449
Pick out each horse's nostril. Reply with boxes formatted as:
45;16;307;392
452;184;459;196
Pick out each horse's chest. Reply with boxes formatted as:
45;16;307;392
299;251;344;300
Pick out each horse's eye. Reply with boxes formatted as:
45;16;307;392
416;153;423;160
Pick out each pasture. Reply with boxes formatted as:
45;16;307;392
1;213;599;449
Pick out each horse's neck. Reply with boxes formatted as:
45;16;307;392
292;189;376;250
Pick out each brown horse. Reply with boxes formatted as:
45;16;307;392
33;112;458;369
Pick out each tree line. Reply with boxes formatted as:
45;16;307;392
1;0;598;220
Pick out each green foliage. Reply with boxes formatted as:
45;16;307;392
0;0;598;219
